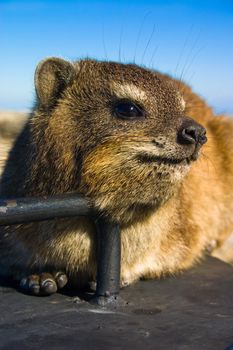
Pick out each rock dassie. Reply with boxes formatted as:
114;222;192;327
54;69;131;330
0;58;233;295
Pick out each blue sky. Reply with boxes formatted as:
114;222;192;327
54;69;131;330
0;0;233;114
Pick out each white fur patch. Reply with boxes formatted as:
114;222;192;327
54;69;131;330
111;82;146;101
179;95;186;110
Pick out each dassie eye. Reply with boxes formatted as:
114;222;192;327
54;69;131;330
114;102;145;119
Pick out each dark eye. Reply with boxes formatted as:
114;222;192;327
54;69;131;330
114;102;145;120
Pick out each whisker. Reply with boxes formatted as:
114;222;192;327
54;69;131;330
149;43;159;69
178;29;202;83
185;70;196;86
200;152;219;177
174;24;194;77
181;44;206;82
133;11;151;64
141;24;156;66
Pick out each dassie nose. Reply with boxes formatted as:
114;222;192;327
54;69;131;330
178;121;207;145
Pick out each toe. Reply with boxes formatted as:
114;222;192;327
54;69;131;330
19;277;28;290
54;272;68;289
30;283;40;295
20;274;40;296
40;273;57;295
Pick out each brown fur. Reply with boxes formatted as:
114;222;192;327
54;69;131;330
0;58;233;288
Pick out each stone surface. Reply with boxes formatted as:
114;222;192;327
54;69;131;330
0;257;233;350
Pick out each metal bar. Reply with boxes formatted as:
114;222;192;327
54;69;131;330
92;217;121;306
0;194;122;306
0;193;92;226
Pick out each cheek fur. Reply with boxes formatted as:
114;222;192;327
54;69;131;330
80;140;190;222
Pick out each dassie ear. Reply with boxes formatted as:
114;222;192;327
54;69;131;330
35;57;75;109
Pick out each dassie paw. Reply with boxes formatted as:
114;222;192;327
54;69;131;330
19;272;68;296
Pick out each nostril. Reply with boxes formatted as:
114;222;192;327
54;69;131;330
199;131;207;145
182;126;197;144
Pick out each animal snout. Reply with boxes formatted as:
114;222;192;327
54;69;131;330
178;120;207;146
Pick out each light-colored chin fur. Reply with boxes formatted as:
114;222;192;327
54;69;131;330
81;142;191;224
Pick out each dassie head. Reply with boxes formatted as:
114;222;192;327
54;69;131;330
32;57;207;224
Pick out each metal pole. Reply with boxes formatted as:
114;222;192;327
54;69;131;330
0;194;92;226
92;217;121;306
0;194;122;306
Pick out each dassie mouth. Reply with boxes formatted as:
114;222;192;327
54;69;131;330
137;143;202;165
137;154;194;165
